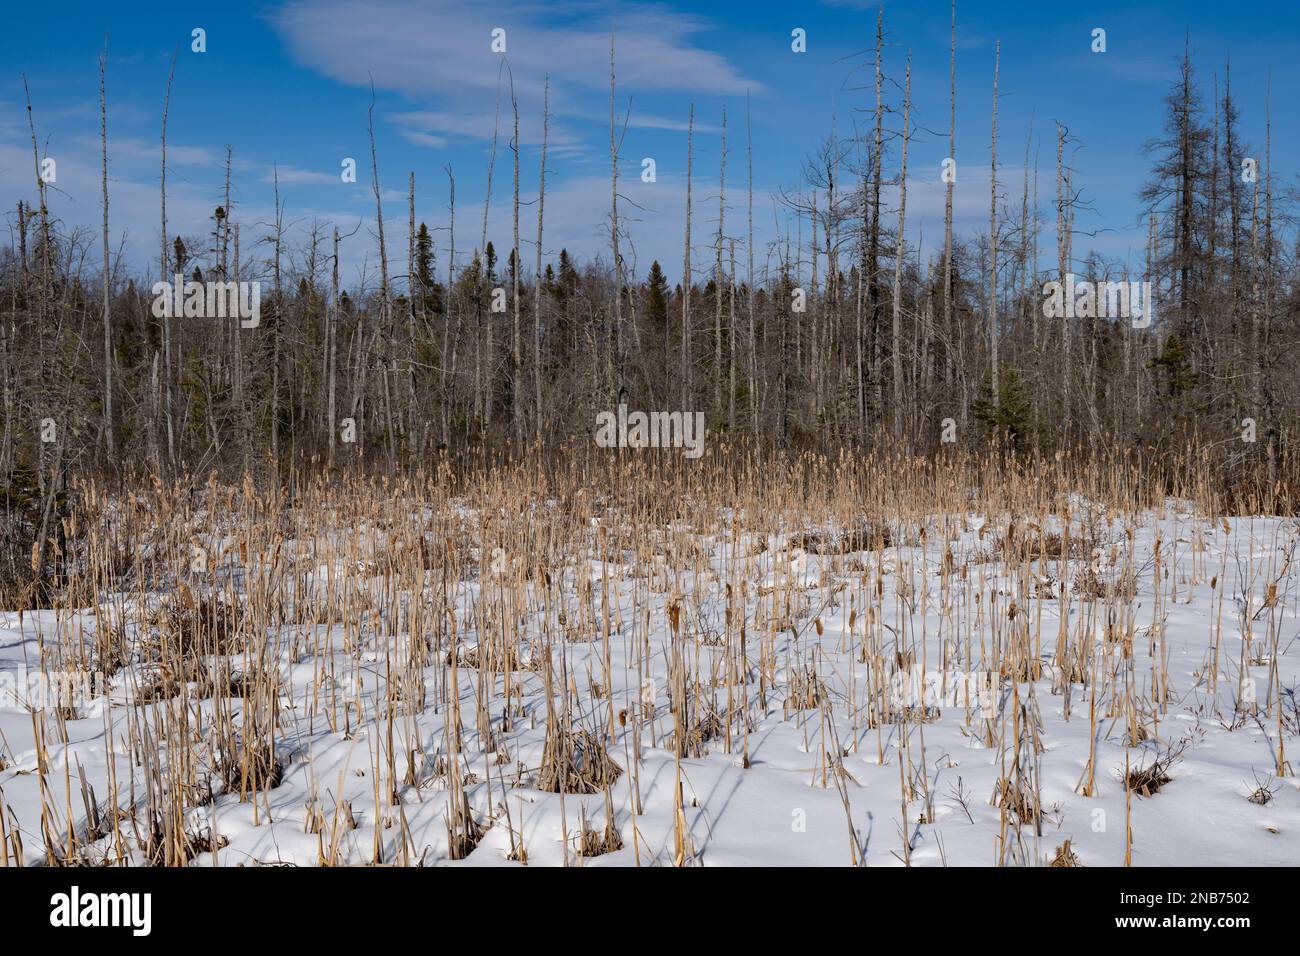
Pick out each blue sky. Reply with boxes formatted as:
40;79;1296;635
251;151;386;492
2;0;1296;291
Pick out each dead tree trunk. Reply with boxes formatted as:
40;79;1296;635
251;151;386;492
869;7;885;426
891;54;912;437
714;108;726;418
534;77;549;443
159;54;177;469
443;165;456;445
945;1;959;421
512;69;523;445
610;40;623;408
480;72;501;429
328;226;339;468
988;40;1000;400
368;85;394;466
99;41;114;459
682;104;694;411
747;94;757;433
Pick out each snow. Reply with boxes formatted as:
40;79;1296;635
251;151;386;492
1;504;1296;866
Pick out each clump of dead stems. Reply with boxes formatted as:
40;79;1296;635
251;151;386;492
1123;738;1190;797
577;805;624;858
537;729;622;794
1048;839;1083;867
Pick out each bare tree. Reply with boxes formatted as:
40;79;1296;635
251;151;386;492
610;39;623;407
714;108;726;416
944;0;957;418
747;93;757;433
158;50;177;470
368;82;393;465
99;38;114;459
534;77;549;442
328;225;339;468
511;66;523;444
891;53;912;437
682;104;694;411
988;40;1000;398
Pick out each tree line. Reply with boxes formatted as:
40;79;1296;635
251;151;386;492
2;12;1297;502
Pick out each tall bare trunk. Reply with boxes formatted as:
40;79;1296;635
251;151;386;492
23;76;55;496
159;54;177;469
610;40;623;406
511;68;523;445
368;85;394;465
481;73;501;429
99;41;114;459
534;77;549;443
869;7;885;424
408;172;418;454
747;94;756;433
891;54;912;437
1056;121;1069;428
682;104;694;411
444;165;457;445
944;0;956;403
729;238;737;429
714;108;726;418
988;40;1000;399
221;147;232;276
234;222;248;470
328;226;339;468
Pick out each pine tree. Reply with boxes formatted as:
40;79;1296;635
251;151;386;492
973;365;1033;450
414;222;442;315
1149;332;1198;398
646;261;668;331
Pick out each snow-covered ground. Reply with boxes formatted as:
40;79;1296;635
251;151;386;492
1;500;1296;866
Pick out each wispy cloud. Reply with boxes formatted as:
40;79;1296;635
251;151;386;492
267;0;757;161
385;107;583;155
270;0;757;98
264;163;348;186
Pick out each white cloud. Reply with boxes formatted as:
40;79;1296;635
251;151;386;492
269;0;757;99
267;0;757;164
399;130;448;149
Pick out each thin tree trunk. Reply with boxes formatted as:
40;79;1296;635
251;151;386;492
747;94;757;434
221;147;232;276
231;220;246;471
714;108;726;417
99;41;114;459
682;104;693;411
988;40;1000;400
1056;121;1069;429
368;84;394;465
944;0;956;411
512;68;523;445
729;238;737;429
408;172;418;454
609;40;623;408
270;167;283;470
328;227;338;468
23;75;54;492
481;73;501;429
443;165;456;445
891;54;912;437
869;7;885;425
534;77;548;443
159;55;176;468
